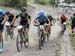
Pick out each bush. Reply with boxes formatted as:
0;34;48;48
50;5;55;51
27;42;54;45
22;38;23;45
3;0;27;7
39;0;46;5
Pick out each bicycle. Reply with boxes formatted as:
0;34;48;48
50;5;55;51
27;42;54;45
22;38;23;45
38;25;45;50
61;22;67;35
44;24;50;42
5;21;14;41
16;25;29;52
38;23;50;50
34;20;49;50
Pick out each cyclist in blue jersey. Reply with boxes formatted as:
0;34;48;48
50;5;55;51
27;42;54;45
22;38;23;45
33;10;50;42
0;9;7;52
34;10;50;25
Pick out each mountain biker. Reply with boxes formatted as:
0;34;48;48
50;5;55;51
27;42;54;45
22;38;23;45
33;10;50;41
71;13;75;36
0;9;7;52
34;10;50;25
5;11;16;38
47;15;54;34
16;7;31;42
60;14;67;24
48;15;54;25
60;14;68;32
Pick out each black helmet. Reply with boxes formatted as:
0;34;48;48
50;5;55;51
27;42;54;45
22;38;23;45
6;11;10;15
21;7;26;12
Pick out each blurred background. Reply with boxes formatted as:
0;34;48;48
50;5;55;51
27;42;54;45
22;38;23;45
0;0;75;8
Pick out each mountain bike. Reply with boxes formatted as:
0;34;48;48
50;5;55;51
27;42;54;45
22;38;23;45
16;25;29;52
5;21;14;41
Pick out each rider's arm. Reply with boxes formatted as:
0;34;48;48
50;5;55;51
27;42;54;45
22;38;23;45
16;14;20;18
28;15;31;24
44;15;48;20
1;15;7;24
33;19;36;26
11;15;16;25
60;17;62;22
44;15;50;25
46;19;50;26
33;15;40;26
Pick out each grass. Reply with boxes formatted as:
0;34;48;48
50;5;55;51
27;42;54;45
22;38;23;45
67;18;75;54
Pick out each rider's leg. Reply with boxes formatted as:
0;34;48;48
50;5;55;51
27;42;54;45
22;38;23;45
25;28;29;42
10;25;13;38
72;26;75;37
0;25;3;41
0;32;3;42
0;25;4;52
0;32;3;52
10;25;13;32
44;26;49;42
25;24;29;42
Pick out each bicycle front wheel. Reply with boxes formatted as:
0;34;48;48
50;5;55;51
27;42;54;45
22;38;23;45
16;34;22;52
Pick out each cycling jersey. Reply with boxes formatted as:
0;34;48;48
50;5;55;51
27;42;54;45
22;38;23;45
60;15;67;24
16;13;30;28
8;14;14;22
36;14;48;25
0;9;5;24
0;15;4;32
71;17;75;29
36;14;48;20
48;15;53;22
0;15;5;31
60;15;67;20
0;16;4;24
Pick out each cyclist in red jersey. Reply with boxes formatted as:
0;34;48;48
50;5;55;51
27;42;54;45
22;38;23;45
60;14;68;24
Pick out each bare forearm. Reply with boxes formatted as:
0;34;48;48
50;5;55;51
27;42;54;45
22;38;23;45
1;15;7;24
12;16;16;24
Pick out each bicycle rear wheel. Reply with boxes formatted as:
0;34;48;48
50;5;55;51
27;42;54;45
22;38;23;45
10;31;13;39
16;34;22;52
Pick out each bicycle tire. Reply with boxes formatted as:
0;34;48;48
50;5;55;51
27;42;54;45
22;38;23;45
10;31;13;39
39;32;44;50
39;39;42;50
16;34;22;52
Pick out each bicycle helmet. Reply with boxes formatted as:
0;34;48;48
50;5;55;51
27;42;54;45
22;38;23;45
0;9;5;15
38;10;45;16
21;7;26;12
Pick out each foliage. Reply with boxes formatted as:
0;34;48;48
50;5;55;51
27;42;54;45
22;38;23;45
3;0;27;7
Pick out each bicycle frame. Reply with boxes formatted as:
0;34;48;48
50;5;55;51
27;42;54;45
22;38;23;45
38;25;45;49
17;26;27;42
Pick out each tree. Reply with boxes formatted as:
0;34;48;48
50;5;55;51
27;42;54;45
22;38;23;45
4;0;27;7
64;0;72;4
72;0;75;3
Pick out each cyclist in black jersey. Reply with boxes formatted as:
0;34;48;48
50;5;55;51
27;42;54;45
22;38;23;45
5;11;16;39
16;7;31;43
